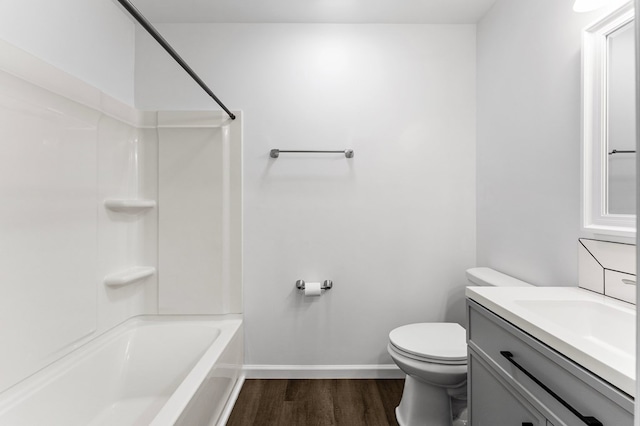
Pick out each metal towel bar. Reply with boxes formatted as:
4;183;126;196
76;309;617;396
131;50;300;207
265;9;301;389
608;149;636;155
270;149;354;158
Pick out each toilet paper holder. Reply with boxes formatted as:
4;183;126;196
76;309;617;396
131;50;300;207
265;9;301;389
296;279;333;291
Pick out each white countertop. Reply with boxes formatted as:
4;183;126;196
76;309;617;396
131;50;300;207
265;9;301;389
466;286;636;397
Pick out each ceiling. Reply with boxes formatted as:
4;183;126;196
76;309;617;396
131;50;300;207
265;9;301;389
128;0;498;24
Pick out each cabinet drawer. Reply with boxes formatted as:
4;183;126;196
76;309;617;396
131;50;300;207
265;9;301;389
469;348;547;426
467;300;633;426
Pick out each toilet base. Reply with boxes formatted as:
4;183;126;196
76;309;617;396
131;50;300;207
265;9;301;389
395;375;452;426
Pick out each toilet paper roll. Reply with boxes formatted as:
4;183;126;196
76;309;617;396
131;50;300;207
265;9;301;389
304;282;322;296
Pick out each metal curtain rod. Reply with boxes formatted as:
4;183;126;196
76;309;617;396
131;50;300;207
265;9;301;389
115;0;236;120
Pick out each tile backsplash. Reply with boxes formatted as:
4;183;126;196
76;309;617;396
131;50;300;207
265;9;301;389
578;239;636;304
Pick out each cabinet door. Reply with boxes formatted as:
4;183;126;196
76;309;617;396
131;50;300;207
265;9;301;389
470;350;547;426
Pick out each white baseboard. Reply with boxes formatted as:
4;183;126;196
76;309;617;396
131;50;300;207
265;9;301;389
243;364;404;379
216;373;246;426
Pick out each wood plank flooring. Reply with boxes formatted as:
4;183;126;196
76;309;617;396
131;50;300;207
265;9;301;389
227;379;404;426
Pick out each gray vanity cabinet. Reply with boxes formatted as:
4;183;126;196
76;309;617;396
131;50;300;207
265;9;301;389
467;300;634;426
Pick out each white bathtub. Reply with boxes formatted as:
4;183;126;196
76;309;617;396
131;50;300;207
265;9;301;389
0;315;243;426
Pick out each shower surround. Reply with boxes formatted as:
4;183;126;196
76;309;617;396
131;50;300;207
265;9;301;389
0;38;243;425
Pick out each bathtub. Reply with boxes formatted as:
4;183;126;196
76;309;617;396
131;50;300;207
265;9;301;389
0;315;243;426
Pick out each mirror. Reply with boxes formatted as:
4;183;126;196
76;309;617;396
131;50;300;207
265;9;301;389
582;3;636;237
607;19;636;215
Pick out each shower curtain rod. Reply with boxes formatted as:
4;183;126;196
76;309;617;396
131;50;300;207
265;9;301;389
115;0;236;120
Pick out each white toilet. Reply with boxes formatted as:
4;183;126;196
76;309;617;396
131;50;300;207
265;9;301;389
388;267;532;426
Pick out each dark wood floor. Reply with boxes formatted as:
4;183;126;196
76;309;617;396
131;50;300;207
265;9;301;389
227;379;404;426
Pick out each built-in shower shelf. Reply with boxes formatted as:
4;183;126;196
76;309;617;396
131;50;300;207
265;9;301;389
104;266;156;287
104;199;156;213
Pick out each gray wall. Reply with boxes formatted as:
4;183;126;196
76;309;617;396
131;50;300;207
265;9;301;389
135;24;477;366
476;0;620;286
0;0;135;104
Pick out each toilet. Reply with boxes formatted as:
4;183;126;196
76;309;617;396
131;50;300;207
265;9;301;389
388;267;532;426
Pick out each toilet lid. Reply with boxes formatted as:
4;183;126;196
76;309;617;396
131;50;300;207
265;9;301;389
389;323;467;363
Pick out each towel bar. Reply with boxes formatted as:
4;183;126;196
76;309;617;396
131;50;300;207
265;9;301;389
270;149;354;158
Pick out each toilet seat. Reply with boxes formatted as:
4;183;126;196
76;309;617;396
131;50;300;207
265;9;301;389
389;343;467;365
389;323;467;365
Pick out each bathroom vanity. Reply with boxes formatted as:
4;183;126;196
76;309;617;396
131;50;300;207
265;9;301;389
466;287;634;426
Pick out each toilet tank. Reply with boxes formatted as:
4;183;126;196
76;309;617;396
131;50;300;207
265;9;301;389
466;267;533;287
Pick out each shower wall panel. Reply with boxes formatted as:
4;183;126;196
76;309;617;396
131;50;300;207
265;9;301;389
158;112;242;315
0;40;158;393
0;64;98;393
